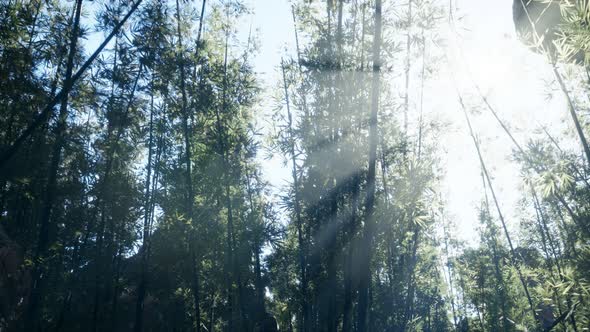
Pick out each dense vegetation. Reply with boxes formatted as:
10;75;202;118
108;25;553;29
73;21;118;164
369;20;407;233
0;0;589;331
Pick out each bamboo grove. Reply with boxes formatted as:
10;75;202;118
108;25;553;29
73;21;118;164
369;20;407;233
0;0;589;331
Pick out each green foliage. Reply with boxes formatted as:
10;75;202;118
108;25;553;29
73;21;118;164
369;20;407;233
0;0;589;331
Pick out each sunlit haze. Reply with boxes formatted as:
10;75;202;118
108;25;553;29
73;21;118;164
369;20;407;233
246;0;575;245
2;0;588;330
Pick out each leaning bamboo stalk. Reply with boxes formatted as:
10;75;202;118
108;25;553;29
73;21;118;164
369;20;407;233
0;0;143;168
455;83;538;324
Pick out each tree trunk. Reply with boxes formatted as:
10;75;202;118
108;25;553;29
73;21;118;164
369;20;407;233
402;225;420;332
356;0;382;330
552;66;590;167
342;175;360;332
443;225;458;330
215;24;238;331
403;0;412;138
281;59;308;332
134;76;156;332
174;1;201;330
26;0;82;329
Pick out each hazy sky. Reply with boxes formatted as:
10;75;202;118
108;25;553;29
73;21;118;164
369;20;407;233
243;0;575;246
82;0;577;246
